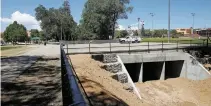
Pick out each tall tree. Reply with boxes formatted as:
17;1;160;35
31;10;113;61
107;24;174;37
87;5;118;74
80;0;133;40
63;0;71;16
3;21;28;43
35;1;76;41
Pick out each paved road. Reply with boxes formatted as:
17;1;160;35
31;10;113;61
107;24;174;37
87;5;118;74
1;44;60;82
1;44;62;105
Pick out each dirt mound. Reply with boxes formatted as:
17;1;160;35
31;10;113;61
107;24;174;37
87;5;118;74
70;54;211;106
70;54;149;106
136;78;211;106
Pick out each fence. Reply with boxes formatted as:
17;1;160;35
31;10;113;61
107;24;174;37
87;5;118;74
60;44;89;106
62;39;211;54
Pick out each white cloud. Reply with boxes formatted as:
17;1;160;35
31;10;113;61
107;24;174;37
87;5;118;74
116;25;126;30
1;11;41;31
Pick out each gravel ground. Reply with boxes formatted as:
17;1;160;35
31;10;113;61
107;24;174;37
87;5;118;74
1;57;62;106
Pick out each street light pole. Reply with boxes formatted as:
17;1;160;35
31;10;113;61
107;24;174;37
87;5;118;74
168;0;171;43
138;18;140;36
191;13;195;34
149;13;155;31
138;18;140;30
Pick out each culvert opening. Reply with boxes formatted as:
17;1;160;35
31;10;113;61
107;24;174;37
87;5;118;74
143;62;164;82
165;60;184;79
124;63;142;82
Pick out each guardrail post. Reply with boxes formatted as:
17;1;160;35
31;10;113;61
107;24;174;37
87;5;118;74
129;42;131;54
148;41;150;53
162;41;163;52
66;41;68;54
89;41;90;54
109;42;111;53
176;40;178;52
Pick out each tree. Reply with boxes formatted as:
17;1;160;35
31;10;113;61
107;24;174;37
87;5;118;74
140;25;145;37
114;30;121;38
35;1;76;41
120;30;128;37
3;21;28;43
30;29;40;38
133;30;138;36
80;0;133;40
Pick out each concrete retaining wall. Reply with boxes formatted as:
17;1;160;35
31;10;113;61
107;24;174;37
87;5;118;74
118;52;211;81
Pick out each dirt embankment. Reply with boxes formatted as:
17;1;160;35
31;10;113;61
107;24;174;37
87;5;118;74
70;54;211;106
70;54;149;106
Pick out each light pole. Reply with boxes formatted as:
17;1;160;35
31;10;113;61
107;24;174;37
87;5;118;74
138;18;140;30
168;0;171;43
138;18;140;36
149;13;155;31
191;13;195;34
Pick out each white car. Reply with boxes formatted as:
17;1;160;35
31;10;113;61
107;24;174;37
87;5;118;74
119;36;142;43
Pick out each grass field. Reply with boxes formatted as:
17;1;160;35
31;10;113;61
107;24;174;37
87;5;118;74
1;46;23;51
1;45;30;57
142;37;211;44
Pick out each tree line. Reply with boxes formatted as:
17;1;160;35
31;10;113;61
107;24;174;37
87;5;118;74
3;0;184;42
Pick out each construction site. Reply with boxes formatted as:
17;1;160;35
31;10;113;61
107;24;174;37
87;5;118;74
61;41;211;106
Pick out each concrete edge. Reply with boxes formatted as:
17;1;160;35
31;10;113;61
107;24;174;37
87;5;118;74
186;53;211;75
117;55;142;100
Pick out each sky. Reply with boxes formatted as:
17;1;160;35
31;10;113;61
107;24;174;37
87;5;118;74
1;0;211;32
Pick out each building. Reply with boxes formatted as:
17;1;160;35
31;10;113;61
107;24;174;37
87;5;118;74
176;28;191;35
27;30;31;37
196;28;211;37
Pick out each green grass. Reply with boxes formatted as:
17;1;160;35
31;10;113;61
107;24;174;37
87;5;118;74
1;46;22;51
142;37;210;44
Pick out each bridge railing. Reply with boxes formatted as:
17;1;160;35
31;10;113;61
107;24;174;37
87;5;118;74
61;39;211;54
60;44;89;106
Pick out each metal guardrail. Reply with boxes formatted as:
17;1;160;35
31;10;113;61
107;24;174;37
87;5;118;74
63;39;210;54
60;44;88;106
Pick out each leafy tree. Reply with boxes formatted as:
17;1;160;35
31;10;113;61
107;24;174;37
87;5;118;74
114;30;121;38
133;30;138;36
80;0;133;40
30;29;40;38
140;25;145;37
3;21;28;43
120;30;128;37
35;0;76;41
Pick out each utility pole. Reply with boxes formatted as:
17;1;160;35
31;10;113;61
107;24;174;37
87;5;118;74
149;13;155;31
138;18;140;36
191;13;195;34
168;0;171;43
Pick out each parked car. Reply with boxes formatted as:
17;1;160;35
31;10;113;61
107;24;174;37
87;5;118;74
119;36;142;43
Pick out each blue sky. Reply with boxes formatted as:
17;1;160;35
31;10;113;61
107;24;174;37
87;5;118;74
1;0;211;31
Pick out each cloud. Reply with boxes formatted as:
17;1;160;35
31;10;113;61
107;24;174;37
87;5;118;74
1;11;41;31
116;25;126;30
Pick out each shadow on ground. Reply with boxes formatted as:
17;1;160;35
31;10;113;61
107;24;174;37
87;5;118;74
1;57;62;106
79;76;129;106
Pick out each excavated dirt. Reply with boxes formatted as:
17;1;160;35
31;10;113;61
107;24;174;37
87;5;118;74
69;54;149;106
136;78;211;106
70;54;211;106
